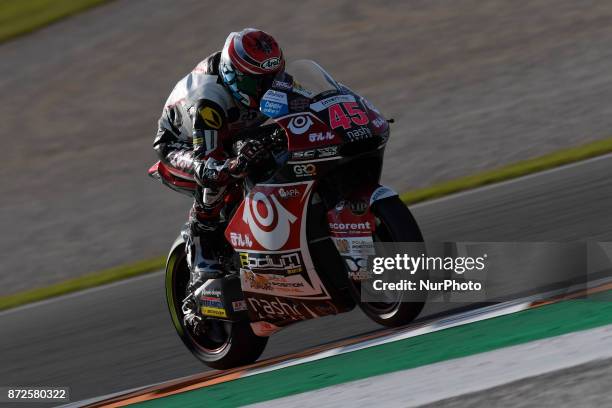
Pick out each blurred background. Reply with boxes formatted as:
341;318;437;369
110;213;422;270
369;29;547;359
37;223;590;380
3;2;612;405
2;0;612;302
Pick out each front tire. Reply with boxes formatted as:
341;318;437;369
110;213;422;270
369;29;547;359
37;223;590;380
352;196;428;327
165;241;268;369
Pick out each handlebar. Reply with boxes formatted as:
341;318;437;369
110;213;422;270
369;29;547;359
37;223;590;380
232;122;287;155
232;123;281;143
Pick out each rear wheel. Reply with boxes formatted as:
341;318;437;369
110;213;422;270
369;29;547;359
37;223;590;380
165;242;268;369
350;196;427;327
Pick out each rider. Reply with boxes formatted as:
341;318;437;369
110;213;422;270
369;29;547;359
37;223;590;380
152;28;285;323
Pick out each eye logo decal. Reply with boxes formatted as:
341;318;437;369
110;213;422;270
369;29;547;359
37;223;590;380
242;192;297;250
287;115;313;135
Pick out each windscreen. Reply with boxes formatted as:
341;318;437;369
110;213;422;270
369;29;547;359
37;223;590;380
286;59;340;98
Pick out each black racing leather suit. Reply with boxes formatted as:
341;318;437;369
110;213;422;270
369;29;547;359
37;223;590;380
153;51;268;227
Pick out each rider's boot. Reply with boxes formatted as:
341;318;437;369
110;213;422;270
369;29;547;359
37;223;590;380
185;228;225;288
182;212;226;332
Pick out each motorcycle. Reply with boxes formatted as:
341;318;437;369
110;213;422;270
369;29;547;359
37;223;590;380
149;60;427;369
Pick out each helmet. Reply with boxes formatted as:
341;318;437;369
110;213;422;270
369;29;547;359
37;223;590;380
220;28;285;108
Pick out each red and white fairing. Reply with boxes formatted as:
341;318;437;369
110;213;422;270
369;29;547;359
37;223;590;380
225;181;333;334
225;182;312;252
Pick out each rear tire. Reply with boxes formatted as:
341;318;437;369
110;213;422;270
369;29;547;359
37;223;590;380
351;196;428;327
165;241;268;370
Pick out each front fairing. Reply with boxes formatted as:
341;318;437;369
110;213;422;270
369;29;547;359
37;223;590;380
257;60;389;185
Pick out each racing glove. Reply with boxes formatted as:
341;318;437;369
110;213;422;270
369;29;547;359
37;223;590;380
229;139;270;177
261;127;287;153
194;139;269;187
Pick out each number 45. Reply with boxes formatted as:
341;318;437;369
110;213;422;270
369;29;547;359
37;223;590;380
328;102;369;130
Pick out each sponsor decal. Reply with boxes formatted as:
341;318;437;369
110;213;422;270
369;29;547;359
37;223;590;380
332;235;375;281
247;296;306;320
199;106;223;129
289;97;310;112
250;321;281;336
335;200;368;215
230;232;253;248
240;251;304;275
245;271;306;294
336;238;350;254
293;163;317;177
347;268;372;281
261;57;281;70
333;237;375;257
342;253;372;281
264;90;288;104
278;187;300;199
291;146;338;160
201;306;228;318
350;200;368;215
317;146;338;157
346;126;372;141
245;270;272;290
261;100;288;117
246;296;336;323
329;221;372;231
227;183;313;255
203;288;222;297
232;300;248;312
372;117;386;128
242;191;298;250
310;94;356;112
273;79;293;91
287;115;313;135
349;237;375;254
308;131;335;143
261;90;289;117
199;296;224;309
292;150;316;160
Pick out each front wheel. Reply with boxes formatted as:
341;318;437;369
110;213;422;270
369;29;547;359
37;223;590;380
351;196;428;327
165;240;268;369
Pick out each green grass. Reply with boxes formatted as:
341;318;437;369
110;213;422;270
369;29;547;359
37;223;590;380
0;257;165;311
0;0;111;43
1;137;612;311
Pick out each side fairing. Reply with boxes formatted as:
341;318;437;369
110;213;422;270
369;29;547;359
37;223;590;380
225;181;336;333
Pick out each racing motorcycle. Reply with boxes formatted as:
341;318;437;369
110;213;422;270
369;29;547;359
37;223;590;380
149;60;427;369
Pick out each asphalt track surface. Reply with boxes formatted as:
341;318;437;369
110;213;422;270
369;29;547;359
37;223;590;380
4;0;612;294
1;154;611;406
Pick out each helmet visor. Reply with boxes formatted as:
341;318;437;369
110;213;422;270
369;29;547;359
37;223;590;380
235;70;276;100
